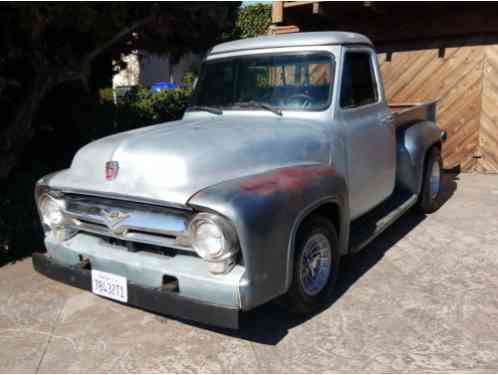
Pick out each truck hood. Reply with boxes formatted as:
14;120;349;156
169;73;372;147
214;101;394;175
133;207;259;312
49;116;330;205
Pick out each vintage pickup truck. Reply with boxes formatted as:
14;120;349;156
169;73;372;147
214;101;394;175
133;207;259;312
33;32;446;329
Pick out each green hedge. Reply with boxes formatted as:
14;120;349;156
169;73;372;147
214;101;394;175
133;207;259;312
233;4;272;38
118;86;192;126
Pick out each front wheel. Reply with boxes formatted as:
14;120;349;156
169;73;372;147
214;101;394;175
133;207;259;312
285;215;340;315
417;147;443;214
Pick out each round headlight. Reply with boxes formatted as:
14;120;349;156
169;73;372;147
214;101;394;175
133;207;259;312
193;221;225;259
39;194;65;227
189;213;238;262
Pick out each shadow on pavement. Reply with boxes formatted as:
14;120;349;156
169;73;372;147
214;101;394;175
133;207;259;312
188;172;459;345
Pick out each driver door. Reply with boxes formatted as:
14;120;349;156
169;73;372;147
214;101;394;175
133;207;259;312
338;47;396;220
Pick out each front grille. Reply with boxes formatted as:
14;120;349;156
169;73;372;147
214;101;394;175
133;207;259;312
102;237;187;257
62;194;194;253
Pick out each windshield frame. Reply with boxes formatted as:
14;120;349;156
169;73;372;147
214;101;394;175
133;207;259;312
188;51;336;113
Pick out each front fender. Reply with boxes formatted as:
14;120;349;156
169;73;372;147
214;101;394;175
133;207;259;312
187;164;349;310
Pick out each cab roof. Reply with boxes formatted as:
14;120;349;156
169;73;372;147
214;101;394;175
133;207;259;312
209;31;373;56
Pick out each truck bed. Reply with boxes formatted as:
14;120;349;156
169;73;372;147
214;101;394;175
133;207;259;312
389;101;437;128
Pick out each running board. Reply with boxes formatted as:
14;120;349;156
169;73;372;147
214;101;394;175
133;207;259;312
349;191;418;253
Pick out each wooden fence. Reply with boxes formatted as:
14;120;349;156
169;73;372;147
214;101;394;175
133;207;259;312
379;46;498;172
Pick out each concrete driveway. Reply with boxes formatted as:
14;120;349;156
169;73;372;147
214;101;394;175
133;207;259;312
1;173;498;372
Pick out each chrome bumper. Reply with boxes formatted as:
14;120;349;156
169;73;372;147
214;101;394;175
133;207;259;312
33;253;240;329
42;233;245;309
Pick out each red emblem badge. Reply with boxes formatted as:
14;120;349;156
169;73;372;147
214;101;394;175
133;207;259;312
105;161;119;181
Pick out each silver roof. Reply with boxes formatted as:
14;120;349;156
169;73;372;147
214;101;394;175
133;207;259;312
209;31;373;55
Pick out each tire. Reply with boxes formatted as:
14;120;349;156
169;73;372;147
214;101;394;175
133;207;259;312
417;147;443;214
285;215;340;315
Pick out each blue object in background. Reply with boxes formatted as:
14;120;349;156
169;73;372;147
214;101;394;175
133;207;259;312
151;82;178;91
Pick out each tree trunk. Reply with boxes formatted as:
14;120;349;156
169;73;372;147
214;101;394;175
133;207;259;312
0;74;54;178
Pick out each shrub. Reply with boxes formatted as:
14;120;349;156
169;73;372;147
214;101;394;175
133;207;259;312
119;86;192;126
99;87;115;104
233;4;272;39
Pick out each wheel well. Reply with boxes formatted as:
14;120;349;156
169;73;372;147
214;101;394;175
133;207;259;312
303;202;341;239
424;141;442;170
432;141;442;152
413;140;442;196
287;201;342;290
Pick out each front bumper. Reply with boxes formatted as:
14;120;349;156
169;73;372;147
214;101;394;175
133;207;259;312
33;253;240;329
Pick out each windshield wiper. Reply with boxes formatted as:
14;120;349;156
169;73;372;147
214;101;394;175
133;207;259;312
187;105;223;115
233;101;283;117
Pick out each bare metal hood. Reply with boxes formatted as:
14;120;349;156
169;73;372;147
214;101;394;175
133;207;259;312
49;116;330;205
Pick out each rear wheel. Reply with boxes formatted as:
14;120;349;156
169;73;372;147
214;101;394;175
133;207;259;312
285;215;340;315
417;147;443;213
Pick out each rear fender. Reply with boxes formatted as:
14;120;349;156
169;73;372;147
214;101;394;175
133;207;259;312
396;121;442;194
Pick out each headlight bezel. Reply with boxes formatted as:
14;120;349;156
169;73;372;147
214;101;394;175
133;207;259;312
39;193;66;228
188;212;239;263
35;180;75;241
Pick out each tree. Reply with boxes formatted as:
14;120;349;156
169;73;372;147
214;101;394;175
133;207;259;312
232;3;272;39
0;2;240;178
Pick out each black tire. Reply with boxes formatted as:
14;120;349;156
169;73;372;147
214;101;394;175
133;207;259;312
417;147;443;214
285;215;340;315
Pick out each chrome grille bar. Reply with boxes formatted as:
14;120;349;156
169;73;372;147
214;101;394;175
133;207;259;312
63;194;194;252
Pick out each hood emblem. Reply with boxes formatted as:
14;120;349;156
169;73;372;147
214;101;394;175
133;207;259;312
101;208;129;233
106;161;119;181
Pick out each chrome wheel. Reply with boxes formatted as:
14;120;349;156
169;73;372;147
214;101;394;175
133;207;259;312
299;233;332;296
430;161;440;199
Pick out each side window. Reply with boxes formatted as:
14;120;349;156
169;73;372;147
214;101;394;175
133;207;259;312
340;51;378;108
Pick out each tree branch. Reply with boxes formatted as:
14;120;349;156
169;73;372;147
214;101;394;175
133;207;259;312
0;76;20;90
83;15;154;67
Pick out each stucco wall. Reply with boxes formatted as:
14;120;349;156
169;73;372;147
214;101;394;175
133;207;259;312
112;51;201;88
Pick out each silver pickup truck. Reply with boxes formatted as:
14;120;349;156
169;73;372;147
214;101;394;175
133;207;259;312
33;32;446;329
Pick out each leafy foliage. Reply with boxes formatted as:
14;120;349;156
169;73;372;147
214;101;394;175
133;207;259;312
232;3;272;39
111;86;192;127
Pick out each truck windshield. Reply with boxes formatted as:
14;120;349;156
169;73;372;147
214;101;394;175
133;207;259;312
189;53;334;112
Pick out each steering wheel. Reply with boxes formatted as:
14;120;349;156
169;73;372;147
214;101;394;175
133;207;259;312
286;94;313;109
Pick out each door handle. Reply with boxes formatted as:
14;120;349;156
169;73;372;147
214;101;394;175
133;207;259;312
379;114;394;125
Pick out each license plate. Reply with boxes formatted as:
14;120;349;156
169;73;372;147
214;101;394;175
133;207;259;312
91;270;128;303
